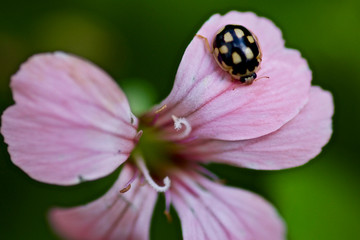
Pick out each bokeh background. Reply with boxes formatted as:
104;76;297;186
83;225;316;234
1;0;360;239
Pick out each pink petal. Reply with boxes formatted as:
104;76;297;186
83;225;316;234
1;53;138;185
171;171;285;240
50;165;157;240
147;11;311;141
183;87;334;170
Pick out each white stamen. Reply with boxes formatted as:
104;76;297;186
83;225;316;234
135;155;171;192
171;115;192;139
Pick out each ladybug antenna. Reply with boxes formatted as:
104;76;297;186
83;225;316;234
255;75;270;82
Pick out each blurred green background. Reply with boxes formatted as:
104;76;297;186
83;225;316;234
1;0;360;239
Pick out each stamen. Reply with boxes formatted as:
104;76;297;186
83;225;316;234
151;104;167;125
119;168;139;193
119;185;131;193
171;115;192;139
195;165;225;183
139;175;146;186
164;190;172;222
151;114;159;125
135;155;171;192
134;130;143;142
155;104;167;114
178;135;198;143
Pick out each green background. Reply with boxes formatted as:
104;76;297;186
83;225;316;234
1;0;360;239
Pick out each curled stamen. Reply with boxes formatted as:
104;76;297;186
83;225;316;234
171;115;192;140
120;168;139;193
135;155;171;192
164;190;172;222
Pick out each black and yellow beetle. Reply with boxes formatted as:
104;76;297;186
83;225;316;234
199;24;263;84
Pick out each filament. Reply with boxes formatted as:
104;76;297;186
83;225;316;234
135;155;171;192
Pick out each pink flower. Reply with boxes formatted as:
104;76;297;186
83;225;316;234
1;11;333;240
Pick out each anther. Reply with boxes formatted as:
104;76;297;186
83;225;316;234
134;130;143;142
119;185;131;193
164;210;172;222
135;155;171;192
119;168;139;193
164;190;172;222
155;104;167;114
151;104;167;125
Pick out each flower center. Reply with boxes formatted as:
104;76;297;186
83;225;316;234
132;124;179;177
126;112;194;193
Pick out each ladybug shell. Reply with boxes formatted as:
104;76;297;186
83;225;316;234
212;25;262;82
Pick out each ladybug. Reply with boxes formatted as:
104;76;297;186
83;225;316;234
199;25;263;84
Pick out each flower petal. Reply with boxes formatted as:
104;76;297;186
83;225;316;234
1;53;138;185
148;12;311;141
183;87;334;170
171;171;285;240
50;165;157;240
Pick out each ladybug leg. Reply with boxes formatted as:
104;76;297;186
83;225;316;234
196;34;212;53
